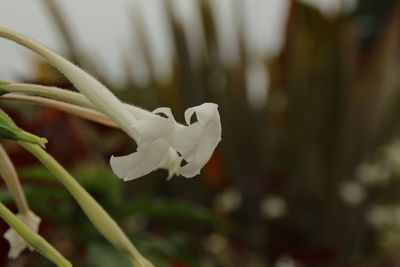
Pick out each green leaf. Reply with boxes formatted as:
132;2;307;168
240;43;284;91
0;88;7;96
0;81;10;85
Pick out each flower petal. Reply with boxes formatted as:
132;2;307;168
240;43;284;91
4;211;41;259
153;107;175;122
131;107;178;148
131;117;171;149
172;123;203;161
110;107;179;181
173;103;222;178
184;103;219;126
110;138;170;181
178;123;220;177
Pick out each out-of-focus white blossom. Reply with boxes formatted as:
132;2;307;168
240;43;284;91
384;141;400;173
204;233;227;254
367;205;400;229
214;188;242;214
260;195;287;219
366;205;388;228
339;181;366;205
356;163;390;185
274;255;297;267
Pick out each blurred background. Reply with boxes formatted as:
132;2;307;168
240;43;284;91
1;0;400;266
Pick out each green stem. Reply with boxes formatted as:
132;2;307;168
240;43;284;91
21;142;153;267
0;202;72;267
2;83;89;107
2;94;118;128
1;83;186;129
0;143;29;213
1;83;156;120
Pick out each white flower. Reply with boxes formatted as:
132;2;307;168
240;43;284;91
4;211;41;259
214;188;242;213
111;104;222;180
0;28;222;180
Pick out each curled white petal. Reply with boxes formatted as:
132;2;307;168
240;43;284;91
173;103;222;178
110;108;177;181
110;139;170;181
4;211;41;259
184;103;220;128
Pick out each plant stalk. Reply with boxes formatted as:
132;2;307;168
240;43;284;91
0;143;29;213
21;142;153;267
1;94;118;128
0;202;72;267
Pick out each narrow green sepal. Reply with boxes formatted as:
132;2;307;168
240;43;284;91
16;130;48;148
0;109;17;128
0;109;47;147
0;126;18;140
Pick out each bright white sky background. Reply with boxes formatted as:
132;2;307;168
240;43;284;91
0;0;357;86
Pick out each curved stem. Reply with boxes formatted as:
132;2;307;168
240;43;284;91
1;94;118;128
0;143;29;213
1;83;159;120
0;202;72;267
21;142;153;267
2;83;90;107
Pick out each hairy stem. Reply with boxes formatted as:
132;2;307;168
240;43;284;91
1;82;158;120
